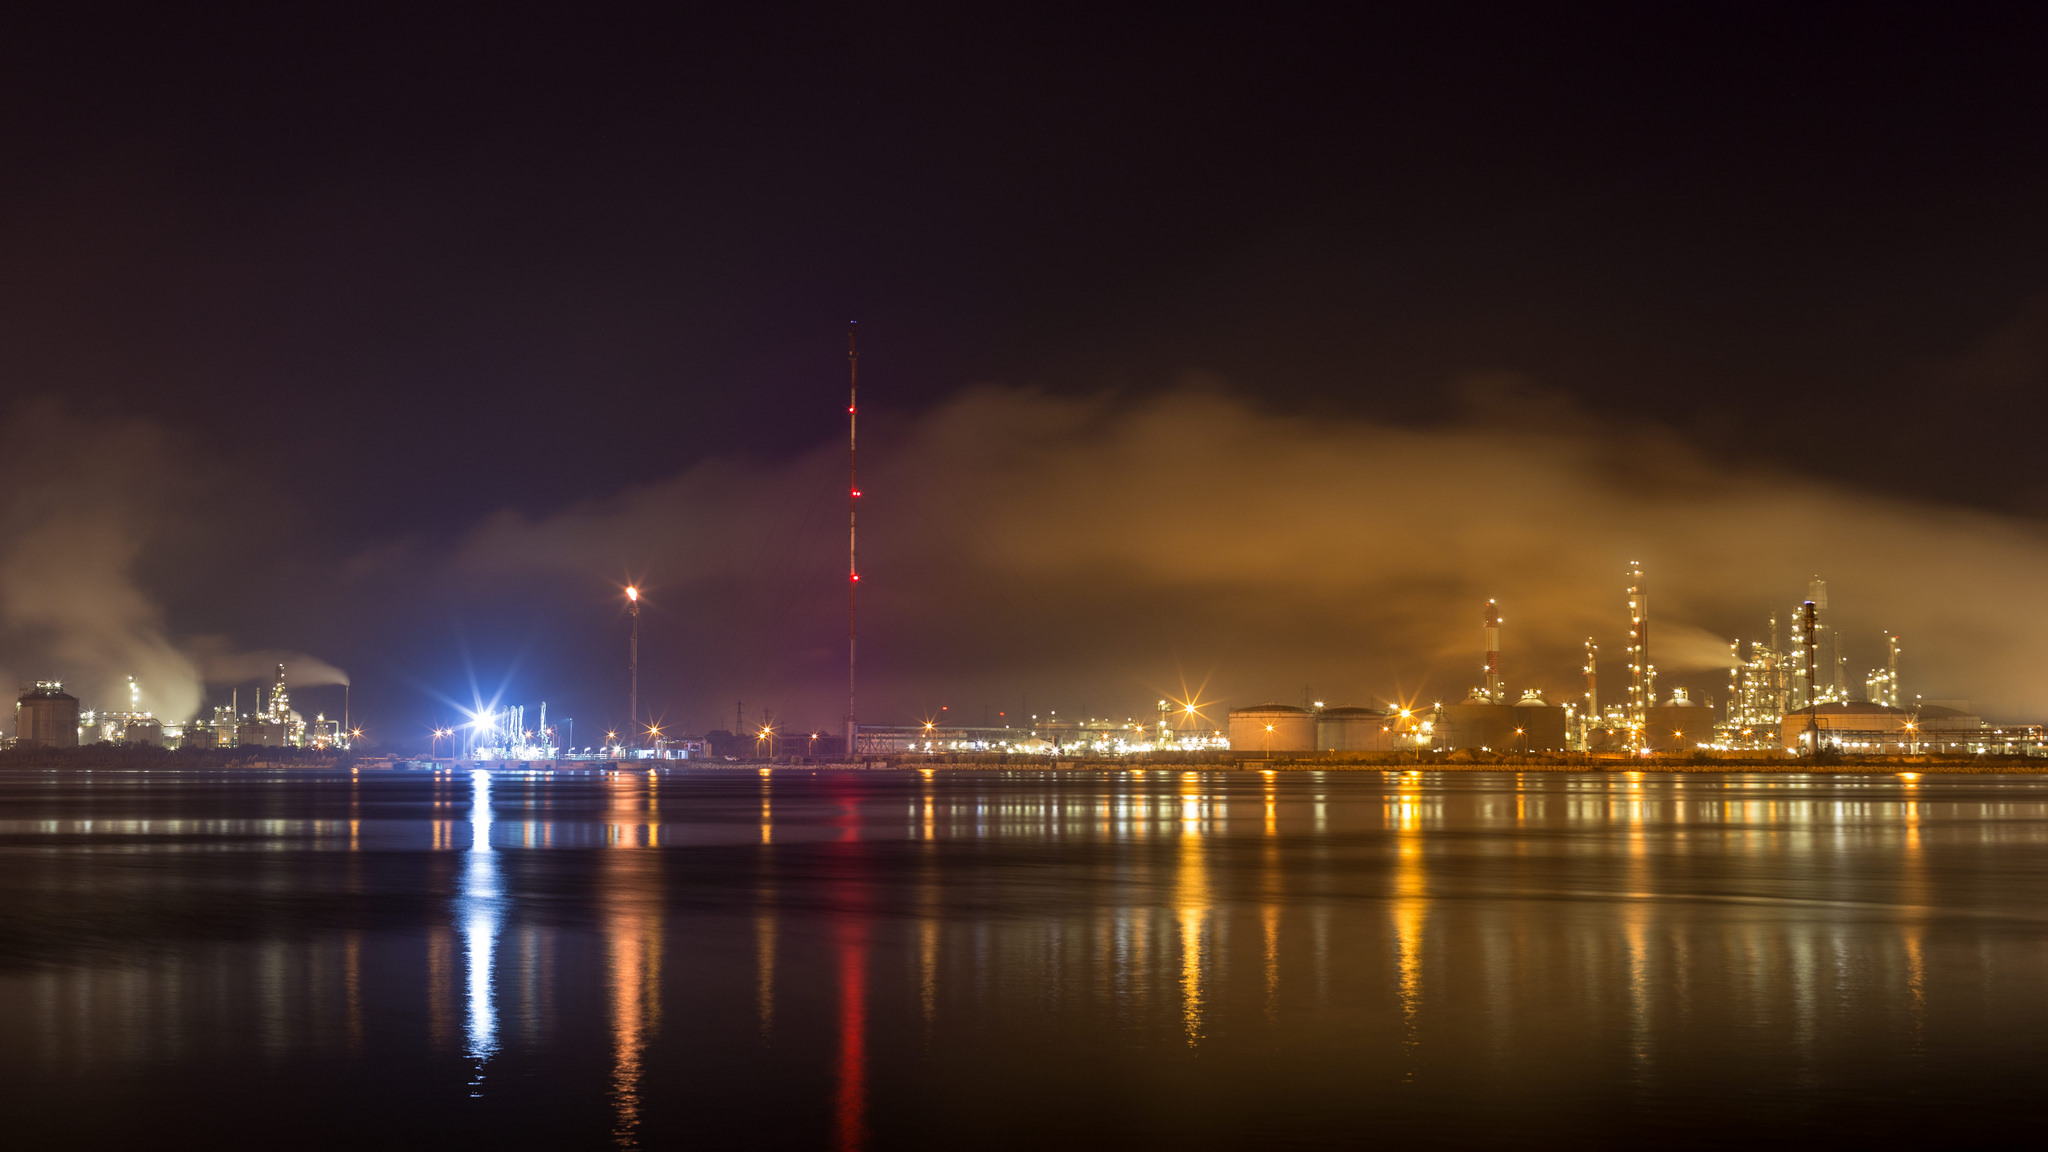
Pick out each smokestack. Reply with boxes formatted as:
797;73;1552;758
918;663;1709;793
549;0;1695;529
1483;600;1502;702
1626;561;1649;743
1803;600;1821;752
1889;632;1901;704
1583;638;1598;719
1728;639;1740;726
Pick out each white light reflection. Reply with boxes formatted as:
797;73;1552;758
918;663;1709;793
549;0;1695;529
460;769;503;1093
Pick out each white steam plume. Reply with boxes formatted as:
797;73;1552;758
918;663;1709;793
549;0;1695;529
0;403;204;720
183;638;351;688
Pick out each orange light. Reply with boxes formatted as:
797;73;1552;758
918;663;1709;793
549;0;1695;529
626;586;638;602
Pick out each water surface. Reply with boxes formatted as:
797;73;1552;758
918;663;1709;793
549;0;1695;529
2;766;2044;1147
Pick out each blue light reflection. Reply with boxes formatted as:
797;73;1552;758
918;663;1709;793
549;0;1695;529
461;769;502;1092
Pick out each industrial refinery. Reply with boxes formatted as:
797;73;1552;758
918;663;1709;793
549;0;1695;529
9;562;2043;764
1219;562;2046;761
10;664;355;751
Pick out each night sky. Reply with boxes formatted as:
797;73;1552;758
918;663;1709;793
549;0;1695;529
6;5;2048;742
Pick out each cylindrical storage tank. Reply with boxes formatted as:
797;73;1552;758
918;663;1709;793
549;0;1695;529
1644;702;1705;752
1316;706;1394;751
1228;705;1315;754
1437;702;1520;751
1509;696;1569;751
16;682;80;749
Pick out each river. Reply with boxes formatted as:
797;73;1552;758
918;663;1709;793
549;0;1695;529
1;766;2043;1147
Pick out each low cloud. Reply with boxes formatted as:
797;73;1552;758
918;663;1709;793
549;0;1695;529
450;384;2048;724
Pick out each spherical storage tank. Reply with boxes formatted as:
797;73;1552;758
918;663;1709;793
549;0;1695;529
1228;705;1315;754
1316;706;1394;751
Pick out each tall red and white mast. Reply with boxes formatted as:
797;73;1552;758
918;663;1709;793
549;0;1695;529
846;322;859;758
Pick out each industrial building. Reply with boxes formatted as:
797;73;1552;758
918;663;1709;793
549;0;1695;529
15;682;79;749
1779;701;1916;753
10;664;352;752
1210;566;2037;762
178;664;346;750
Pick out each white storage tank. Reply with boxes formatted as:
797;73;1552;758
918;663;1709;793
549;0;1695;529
1228;704;1315;754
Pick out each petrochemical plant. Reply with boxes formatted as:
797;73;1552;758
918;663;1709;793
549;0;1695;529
8;561;2041;763
11;664;353;751
1222;563;2045;760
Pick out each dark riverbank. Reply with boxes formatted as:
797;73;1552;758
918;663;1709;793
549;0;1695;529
0;746;357;770
10;745;2043;774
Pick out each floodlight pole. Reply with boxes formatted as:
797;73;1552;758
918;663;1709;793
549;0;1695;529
627;586;640;749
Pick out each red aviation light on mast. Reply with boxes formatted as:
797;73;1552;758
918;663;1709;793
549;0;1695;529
847;321;860;758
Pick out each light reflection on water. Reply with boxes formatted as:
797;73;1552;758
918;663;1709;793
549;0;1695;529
461;769;500;1090
4;768;2048;1147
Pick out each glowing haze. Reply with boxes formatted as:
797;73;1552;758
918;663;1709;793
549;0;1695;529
452;383;2048;726
0;403;347;720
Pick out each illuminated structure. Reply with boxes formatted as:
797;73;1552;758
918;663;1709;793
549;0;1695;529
1797;600;1821;752
20;664;350;753
1626;561;1652;746
1720;614;1787;748
470;702;558;760
234;665;306;746
1580;638;1597;736
1867;632;1901;707
1482;600;1503;702
1780;701;1915;753
856;716;1225;757
626;585;640;748
15;682;79;749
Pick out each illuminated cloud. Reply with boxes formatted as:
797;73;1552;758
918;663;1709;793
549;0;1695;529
453;383;2048;723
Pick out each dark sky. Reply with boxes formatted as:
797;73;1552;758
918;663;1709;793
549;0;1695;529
6;5;2048;741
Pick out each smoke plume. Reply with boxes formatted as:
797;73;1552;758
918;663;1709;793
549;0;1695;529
183;637;351;689
0;402;350;724
449;383;2048;725
0;402;205;719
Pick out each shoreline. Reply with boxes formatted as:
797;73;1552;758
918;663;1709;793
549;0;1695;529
6;748;2046;775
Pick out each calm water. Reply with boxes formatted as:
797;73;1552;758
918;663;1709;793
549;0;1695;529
2;766;2045;1148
